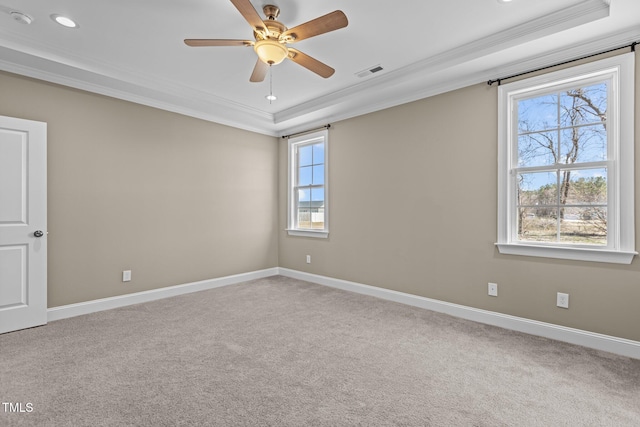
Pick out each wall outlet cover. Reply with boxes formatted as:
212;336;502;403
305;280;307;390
488;283;498;297
557;292;569;308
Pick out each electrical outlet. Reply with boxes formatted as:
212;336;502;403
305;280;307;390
122;270;132;282
557;292;569;308
488;282;498;297
306;255;311;264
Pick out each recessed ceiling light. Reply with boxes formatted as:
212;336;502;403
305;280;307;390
265;95;277;101
51;14;78;28
498;0;513;3
10;11;33;25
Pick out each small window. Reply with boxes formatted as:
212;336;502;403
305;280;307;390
497;54;635;264
287;130;328;238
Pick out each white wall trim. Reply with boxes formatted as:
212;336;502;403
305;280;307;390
277;268;640;360
0;47;278;137
47;268;279;322
47;266;640;359
1;1;622;137
273;0;611;125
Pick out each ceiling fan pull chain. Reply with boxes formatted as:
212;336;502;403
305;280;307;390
269;65;274;104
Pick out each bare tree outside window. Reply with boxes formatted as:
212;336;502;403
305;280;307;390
516;82;608;245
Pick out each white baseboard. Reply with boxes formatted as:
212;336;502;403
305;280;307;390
47;268;279;322
47;266;640;359
278;268;640;360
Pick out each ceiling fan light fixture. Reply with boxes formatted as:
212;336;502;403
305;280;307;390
254;39;288;65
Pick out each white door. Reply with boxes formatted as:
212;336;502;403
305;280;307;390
0;115;47;334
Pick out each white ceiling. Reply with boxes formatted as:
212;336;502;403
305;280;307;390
0;0;638;136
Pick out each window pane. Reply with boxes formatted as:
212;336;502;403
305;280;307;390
312;165;324;185
312;143;324;165
297;208;311;229
559;125;606;164
518;207;558;242
307;187;325;229
560;83;607;128
518;132;558;167
298;145;313;167
297;188;310;205
518;172;557;206
311;208;324;229
298;166;312;186
559;207;607;245
311;187;324;203
518;94;558;133
297;187;311;229
566;169;607;205
311;207;325;229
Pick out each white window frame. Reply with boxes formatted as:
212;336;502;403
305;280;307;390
287;129;329;238
496;53;636;264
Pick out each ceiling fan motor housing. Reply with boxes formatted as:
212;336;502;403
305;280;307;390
254;21;286;41
263;5;280;20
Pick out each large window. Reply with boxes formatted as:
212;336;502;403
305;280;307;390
497;54;635;264
287;130;328;238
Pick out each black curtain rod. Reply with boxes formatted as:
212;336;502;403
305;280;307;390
487;41;637;86
281;124;331;139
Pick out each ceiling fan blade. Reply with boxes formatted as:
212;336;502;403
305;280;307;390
287;48;335;78
250;59;269;82
184;39;252;47
230;0;268;35
281;10;348;43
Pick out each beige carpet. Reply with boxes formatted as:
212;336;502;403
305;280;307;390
1;275;639;426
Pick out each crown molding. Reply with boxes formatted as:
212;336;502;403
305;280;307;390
276;26;640;137
0;43;278;136
0;0;619;137
274;0;610;127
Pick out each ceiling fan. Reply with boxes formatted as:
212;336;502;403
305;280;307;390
184;0;348;82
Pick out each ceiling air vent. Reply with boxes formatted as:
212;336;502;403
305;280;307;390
355;65;384;78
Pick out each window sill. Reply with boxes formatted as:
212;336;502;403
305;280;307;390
287;229;329;239
495;243;637;264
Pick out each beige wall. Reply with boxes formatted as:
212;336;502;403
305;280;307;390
278;53;640;342
1;71;279;307
2;51;639;342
